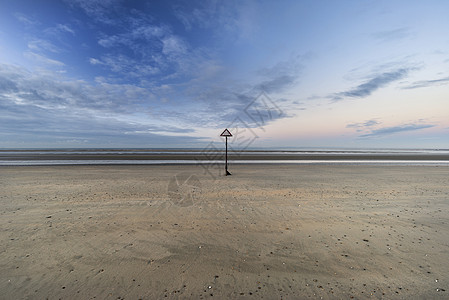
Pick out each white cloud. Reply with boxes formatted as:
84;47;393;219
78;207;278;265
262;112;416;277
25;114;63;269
133;25;166;39
162;36;187;56
89;58;103;65
0;62;204;147
89;54;160;77
92;19;191;80
56;24;75;35
372;28;411;42
98;35;122;48
66;0;122;24
0;63;158;114
44;24;76;36
173;1;257;40
28;39;61;53
13;13;40;26
23;51;65;67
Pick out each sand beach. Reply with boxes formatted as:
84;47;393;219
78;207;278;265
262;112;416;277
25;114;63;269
1;164;448;299
2;0;449;299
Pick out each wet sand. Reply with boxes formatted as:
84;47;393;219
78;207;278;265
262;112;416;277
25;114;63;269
1;164;448;299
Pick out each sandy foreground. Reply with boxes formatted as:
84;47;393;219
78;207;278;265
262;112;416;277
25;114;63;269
1;164;448;299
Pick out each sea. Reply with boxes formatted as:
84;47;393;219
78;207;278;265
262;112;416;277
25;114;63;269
1;148;449;166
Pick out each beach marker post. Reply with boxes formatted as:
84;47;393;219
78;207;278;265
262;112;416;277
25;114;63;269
220;128;232;176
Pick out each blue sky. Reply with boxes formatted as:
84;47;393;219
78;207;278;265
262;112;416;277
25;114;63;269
0;0;448;148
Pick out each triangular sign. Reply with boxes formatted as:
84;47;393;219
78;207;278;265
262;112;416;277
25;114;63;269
220;128;232;137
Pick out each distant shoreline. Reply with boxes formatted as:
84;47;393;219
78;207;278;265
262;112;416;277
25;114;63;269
1;149;449;166
1;148;448;152
1;149;449;160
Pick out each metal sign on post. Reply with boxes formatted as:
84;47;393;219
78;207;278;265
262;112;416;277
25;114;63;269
220;129;232;176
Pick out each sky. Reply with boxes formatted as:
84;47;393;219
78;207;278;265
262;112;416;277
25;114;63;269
0;0;448;149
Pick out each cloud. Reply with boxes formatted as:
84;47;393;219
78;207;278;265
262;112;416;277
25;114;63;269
0;63;151;113
347;118;434;138
88;12;193;81
360;124;434;138
89;54;160;78
89;58;102;65
363;120;379;127
0;101;201;147
173;79;291;130
97;24;167;49
173;1;257;40
403;76;449;89
14;13;40;26
164;56;301;129
161;36;187;56
98;35;122;48
27;39;61;53
71;0;248;105
347;119;379;130
256;75;296;94
44;24;76;37
3;2;294;141
0;63;205;147
56;24;75;35
173;1;237;31
23;51;65;67
0;74;18;93
67;0;122;24
333;68;410;100
255;57;302;94
372;28;410;42
0;63;238;138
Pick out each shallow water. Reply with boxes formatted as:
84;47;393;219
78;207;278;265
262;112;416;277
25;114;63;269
1;148;448;166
